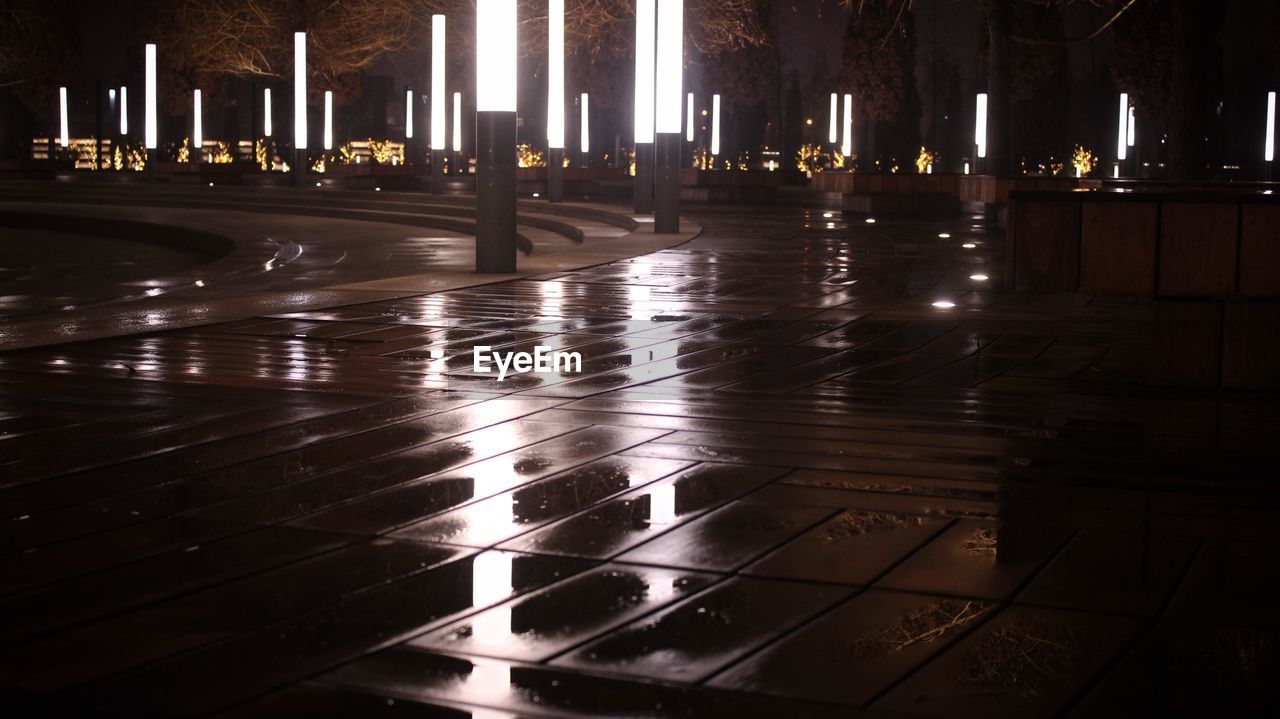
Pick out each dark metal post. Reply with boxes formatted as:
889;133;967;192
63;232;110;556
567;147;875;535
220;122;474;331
548;147;564;202
294;148;306;187
634;141;654;213
476;110;517;273
432;148;445;194
654;133;680;233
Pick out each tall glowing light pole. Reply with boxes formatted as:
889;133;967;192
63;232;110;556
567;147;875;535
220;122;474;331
145;43;157;180
841;93;852;162
475;0;517;273
192;89;202;163
264;88;273;138
293;31;307;186
431;14;447;194
710;94;721;158
58;87;69;149
405;86;414;157
452;91;463;174
119;86;128;136
1115;92;1128;179
975;92;988;172
581;93;591;163
828;92;838;145
547;1;565;202
323;91;333;152
634;0;656;214
654;0;683;233
685;92;694;166
1266;91;1276;180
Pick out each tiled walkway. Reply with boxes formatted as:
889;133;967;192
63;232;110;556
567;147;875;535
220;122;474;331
2;205;1279;717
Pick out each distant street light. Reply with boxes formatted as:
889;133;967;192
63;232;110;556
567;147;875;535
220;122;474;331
1116;92;1128;163
119;86;128;136
653;0;683;233
475;0;518;273
323;91;333;151
294;31;307;186
405;88;413;140
581;93;591;156
145;43;157;180
711;94;721;157
547;2;564;201
975;92;987;162
452;91;463;174
1266;91;1276;162
144;44;157;150
431;14;447;194
58;87;69;148
634;0;656;213
264;88;272;137
828;93;838;145
841;93;852;160
686;92;694;143
192;89;202;162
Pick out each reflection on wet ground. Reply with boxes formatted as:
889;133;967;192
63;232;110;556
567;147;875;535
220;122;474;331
1;202;1279;717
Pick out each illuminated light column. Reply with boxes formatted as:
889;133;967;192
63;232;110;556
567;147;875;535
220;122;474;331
686;92;694;142
975;92;988;168
633;0;656;214
828;92;838;144
119;86;128;136
264;88;273;137
192;89;202;163
710;93;721;157
546;2;565;202
581;92;590;160
475;0;518;273
653;0;683;233
452;91;462;174
1116;92;1128;168
145;43;157;180
293;31;307;186
58;87;69;148
1266;91;1276;180
323;91;333;151
405;87;414;140
841;93;852;161
431;14;447;194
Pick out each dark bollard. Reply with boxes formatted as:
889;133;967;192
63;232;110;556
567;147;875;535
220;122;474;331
294;149;307;187
476;110;517;273
654;133;680;233
432;149;445;194
548;148;564;202
634;142;654;214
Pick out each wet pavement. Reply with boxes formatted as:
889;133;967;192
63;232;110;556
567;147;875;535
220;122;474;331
2;197;1279;717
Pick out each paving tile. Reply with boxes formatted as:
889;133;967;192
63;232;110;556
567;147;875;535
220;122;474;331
873;605;1145;718
498;463;789;558
615;499;834;571
74;551;594;717
408;564;719;662
320;648;865;718
875;518;1074;600
553;576;855;682
745;510;953;585
708;588;997;706
390;456;693;547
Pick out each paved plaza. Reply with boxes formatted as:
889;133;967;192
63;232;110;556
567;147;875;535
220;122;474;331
1;188;1278;717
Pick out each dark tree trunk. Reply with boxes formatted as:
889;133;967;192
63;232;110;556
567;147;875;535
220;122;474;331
986;0;1013;176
